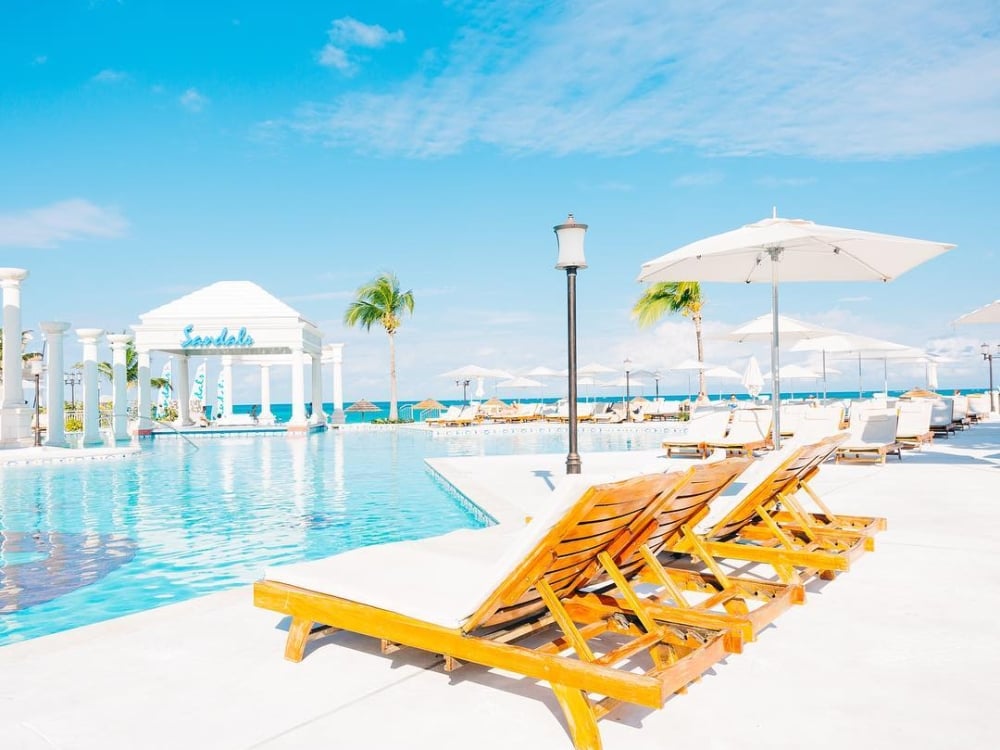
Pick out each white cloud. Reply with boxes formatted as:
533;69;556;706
0;199;128;248
285;0;1000;158
318;17;405;73
837;296;871;303
93;68;128;84
179;88;208;112
33;55;47;65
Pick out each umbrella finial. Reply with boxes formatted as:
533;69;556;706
565;213;576;224
772;205;778;219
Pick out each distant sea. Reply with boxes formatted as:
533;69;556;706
227;388;990;425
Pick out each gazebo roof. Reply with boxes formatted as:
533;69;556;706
132;280;324;356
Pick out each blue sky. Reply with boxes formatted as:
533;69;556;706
2;0;999;403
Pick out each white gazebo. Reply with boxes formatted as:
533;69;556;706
132;281;343;433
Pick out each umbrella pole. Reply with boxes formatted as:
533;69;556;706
883;357;888;397
858;353;863;398
822;350;828;400
769;250;782;449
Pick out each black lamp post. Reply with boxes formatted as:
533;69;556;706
554;214;588;474
31;358;43;447
654;371;661;400
64;370;81;409
455;379;470;404
983;343;999;413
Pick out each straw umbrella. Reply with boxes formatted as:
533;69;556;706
412;398;446;420
345;398;381;422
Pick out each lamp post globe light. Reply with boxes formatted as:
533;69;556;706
554;213;588;474
982;343;999;413
64;369;81;409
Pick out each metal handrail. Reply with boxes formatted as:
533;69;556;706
133;416;200;451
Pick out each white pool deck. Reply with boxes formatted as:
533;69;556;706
2;420;999;749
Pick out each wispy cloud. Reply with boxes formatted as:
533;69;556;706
755;176;817;188
283;290;354;303
837;295;871;303
0;199;128;248
672;171;724;187
92;68;128;84
33;55;47;66
318;17;405;73
594;181;635;192
179;87;208;112
284;1;1000;159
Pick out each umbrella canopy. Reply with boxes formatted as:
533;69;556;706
601;376;646;388
792;333;926;397
345;398;381;421
483;397;507;407
955;300;1000;325
724;313;837;343
498;376;544;389
412;398;446;411
764;364;822;380
671;358;718;370
523;366;561;377
439;364;512;379
742;356;764;398
638;214;954;446
704;365;742;379
578;362;617;375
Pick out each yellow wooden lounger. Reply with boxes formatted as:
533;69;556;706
676;434;886;583
578;457;804;644
254;470;741;750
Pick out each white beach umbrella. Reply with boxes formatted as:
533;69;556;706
955;300;1000;325
523;366;561;378
792;333;924;397
498;376;544;389
578;362;617;375
724;313;838;343
670;358;719;399
742;356;764;398
704;365;743;400
764;363;822;399
439;364;511;379
638;214;955;446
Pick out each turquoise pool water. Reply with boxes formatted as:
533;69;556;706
0;429;663;645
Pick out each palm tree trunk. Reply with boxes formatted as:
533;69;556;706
388;331;398;421
694;313;706;399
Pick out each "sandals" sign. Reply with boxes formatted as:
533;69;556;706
181;324;255;349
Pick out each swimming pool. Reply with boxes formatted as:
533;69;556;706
0;428;664;645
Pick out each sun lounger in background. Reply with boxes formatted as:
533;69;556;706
929;397;956;437
951;395;971;430
255;471;740;750
967;393;991;422
895;400;933;449
778;403;810;437
425;405;463;426
662;410;731;458
679;434;883;584
644;399;681;420
836;408;902;464
789;405;846;442
705;408;772;456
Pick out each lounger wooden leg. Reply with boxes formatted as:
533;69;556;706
551;682;602;750
284;616;313;662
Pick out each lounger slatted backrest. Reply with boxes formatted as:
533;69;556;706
703;435;846;542
469;469;695;630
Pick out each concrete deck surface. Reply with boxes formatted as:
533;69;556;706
1;421;998;749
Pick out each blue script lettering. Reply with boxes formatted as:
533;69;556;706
181;324;255;349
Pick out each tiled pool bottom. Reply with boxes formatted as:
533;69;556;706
0;428;665;645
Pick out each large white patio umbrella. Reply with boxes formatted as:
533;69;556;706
791;333;924;397
670;358;719;399
764;363;823;399
638;214;955;446
704;365;743;400
955;300;1000;325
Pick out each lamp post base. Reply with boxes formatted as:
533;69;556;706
566;453;581;474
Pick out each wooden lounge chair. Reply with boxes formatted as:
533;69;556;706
675;435;885;583
836;409;902;464
586;457;805;643
255;471;740;750
704;408;772;456
662;410;731;458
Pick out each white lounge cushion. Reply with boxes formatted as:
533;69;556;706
263;474;613;630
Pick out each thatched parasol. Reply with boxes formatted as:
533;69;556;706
412;398;447;412
345;398;382;421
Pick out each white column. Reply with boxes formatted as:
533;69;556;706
136;348;151;432
41;321;71;448
77;328;105;446
176;354;191;425
221;355;233;421
259;364;274;424
1;268;29;409
289;347;307;428
325;343;345;424
107;334;132;441
311;353;325;424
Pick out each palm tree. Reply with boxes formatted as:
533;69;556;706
632;282;707;398
92;341;169;391
343;272;414;421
